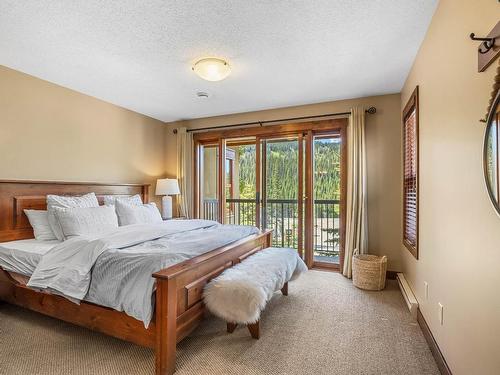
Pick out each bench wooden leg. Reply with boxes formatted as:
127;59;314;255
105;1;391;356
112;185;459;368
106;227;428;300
227;322;237;333
247;321;260;339
281;282;288;296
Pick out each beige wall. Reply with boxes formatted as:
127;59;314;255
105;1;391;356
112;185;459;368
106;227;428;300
0;65;166;200
401;1;499;374
165;93;404;271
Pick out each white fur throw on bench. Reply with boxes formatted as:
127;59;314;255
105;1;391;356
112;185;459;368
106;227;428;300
203;247;307;325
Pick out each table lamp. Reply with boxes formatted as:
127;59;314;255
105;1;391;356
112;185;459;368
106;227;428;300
155;178;180;219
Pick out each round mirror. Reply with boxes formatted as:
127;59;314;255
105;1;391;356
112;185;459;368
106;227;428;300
484;89;500;214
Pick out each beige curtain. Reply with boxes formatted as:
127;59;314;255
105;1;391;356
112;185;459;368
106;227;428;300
342;107;368;278
176;127;194;218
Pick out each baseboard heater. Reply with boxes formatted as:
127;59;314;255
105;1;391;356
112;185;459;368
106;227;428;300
396;273;418;320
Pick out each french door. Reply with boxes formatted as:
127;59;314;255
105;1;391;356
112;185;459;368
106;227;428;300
194;119;346;270
259;135;304;257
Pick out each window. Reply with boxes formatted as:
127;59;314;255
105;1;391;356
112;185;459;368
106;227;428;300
403;87;419;258
198;143;219;221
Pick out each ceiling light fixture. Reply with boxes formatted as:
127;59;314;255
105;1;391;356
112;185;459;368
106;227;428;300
192;57;231;82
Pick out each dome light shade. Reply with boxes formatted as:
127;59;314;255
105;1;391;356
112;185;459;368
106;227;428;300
192;58;231;81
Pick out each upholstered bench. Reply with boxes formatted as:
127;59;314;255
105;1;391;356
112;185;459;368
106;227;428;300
203;247;307;339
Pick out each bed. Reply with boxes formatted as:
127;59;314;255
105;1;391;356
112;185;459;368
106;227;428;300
0;180;272;375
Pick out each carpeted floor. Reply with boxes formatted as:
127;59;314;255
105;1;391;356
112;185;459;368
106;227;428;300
0;271;439;375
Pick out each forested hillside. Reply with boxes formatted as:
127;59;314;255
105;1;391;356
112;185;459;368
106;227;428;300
237;140;341;200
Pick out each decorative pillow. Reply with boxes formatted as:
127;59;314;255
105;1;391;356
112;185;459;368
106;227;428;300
103;194;143;206
115;201;163;226
46;193;99;240
53;205;119;239
23;209;58;241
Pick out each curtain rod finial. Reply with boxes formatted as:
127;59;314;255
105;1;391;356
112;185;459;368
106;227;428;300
366;107;377;114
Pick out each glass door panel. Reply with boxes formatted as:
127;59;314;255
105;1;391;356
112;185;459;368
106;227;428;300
199;144;219;221
313;134;342;265
262;137;301;250
224;139;257;225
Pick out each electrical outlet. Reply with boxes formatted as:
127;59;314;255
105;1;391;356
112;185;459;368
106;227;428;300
438;303;444;325
424;281;429;300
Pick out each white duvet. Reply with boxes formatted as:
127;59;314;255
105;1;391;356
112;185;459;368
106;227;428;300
27;220;259;327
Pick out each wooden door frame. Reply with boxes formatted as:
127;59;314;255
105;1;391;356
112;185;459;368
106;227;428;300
193;118;348;271
217;138;226;223
304;130;314;268
258;137;267;230
255;137;262;229
192;119;346;142
297;133;304;259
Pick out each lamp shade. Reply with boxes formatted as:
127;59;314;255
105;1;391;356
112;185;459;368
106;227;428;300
192;58;231;81
156;179;180;196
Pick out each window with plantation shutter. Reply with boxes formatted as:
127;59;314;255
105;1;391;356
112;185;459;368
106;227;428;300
403;87;419;258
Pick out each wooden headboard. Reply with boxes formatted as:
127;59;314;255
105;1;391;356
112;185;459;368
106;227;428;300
0;180;150;242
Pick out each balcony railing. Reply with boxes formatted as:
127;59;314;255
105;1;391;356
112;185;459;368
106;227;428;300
202;198;340;259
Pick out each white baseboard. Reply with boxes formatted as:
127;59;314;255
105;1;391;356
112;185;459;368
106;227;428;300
396;273;418;320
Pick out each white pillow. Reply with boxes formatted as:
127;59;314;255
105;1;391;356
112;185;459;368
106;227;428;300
54;205;119;239
47;193;99;240
103;194;143;206
115;201;163;226
24;209;57;241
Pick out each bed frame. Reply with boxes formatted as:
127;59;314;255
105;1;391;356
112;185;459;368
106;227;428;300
0;180;272;375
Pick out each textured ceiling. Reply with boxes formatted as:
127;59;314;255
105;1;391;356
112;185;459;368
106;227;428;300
0;0;438;122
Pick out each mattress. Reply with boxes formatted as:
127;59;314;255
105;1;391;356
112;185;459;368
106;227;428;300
0;239;60;276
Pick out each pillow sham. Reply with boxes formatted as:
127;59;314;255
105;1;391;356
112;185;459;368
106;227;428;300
54;205;119;239
47;193;99;240
23;209;57;241
115;201;163;226
103;194;143;206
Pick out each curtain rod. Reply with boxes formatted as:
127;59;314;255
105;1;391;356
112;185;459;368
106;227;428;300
173;106;376;134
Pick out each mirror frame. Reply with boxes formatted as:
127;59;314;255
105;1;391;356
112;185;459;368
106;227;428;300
483;88;500;215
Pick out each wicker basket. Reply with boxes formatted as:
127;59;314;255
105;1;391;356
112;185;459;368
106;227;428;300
352;255;387;291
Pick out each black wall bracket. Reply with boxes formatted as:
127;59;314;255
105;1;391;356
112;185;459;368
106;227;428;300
470;33;496;54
